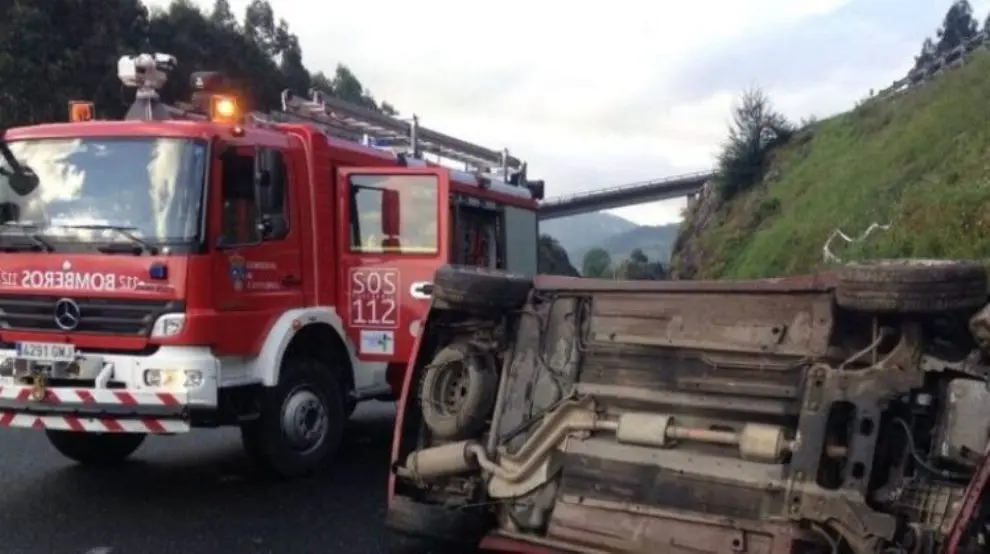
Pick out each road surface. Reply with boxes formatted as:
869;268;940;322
0;402;399;554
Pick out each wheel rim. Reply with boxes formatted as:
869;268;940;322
431;361;470;416
280;386;328;454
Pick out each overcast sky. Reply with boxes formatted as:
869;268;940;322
151;0;989;225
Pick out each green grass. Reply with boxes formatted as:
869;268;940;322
675;50;990;279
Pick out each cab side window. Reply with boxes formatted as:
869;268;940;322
218;147;289;245
348;174;438;254
258;149;289;240
219;148;259;245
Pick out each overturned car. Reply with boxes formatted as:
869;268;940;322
387;261;990;554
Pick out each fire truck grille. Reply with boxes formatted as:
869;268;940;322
0;296;182;336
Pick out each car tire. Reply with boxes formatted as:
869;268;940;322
418;343;498;441
45;430;145;466
836;259;988;314
385;495;489;552
432;265;532;313
241;357;345;479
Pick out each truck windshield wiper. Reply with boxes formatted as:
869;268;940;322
55;223;160;255
0;221;55;252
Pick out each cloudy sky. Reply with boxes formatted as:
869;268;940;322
150;0;987;225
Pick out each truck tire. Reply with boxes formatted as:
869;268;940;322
419;343;498;441
836;259;988;314
45;430;145;466
344;397;358;419
241;357;345;479
432;265;532;313
385;495;490;552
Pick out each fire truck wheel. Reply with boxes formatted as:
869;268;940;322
241;357;345;478
45;430;146;466
836;259;988;314
344;397;358;419
432;265;532;313
418;343;498;441
385;495;490;552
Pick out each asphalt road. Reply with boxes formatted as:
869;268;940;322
0;401;399;554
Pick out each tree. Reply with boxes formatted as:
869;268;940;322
0;0;393;128
581;248;612;277
715;87;793;200
243;0;276;56
538;235;579;277
935;0;978;55
614;250;668;281
913;38;938;71
209;0;237;30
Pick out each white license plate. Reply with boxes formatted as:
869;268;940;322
16;341;76;362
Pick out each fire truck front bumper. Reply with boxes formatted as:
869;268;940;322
0;346;220;434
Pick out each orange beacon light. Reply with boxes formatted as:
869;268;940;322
69;101;95;122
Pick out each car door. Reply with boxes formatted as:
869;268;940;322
336;166;449;367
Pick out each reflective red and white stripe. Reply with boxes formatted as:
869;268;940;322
0;385;185;406
0;412;189;433
0;385;189;433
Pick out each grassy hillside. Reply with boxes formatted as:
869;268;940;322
672;50;990;279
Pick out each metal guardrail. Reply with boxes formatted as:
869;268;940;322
541;169;714;206
871;32;989;102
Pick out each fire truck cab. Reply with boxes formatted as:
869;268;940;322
0;53;542;477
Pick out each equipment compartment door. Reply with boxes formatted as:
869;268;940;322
337;167;449;366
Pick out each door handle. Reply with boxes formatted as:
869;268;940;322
281;275;302;287
410;281;433;299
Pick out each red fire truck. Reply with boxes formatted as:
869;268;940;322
0;52;542;478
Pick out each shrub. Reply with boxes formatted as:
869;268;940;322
715;88;794;200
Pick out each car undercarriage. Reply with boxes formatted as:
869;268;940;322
388;261;990;554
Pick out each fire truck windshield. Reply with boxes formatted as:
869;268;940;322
0;136;207;249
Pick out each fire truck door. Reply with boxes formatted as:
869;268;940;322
337;167;449;366
210;144;303;355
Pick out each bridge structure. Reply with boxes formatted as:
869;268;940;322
537;170;715;221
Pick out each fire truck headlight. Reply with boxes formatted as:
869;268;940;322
143;369;204;389
151;314;185;338
144;369;163;387
183;370;204;388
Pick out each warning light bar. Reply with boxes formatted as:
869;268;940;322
209;95;239;124
69;101;94;122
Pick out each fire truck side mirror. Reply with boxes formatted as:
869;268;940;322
528;179;545;200
381;189;400;237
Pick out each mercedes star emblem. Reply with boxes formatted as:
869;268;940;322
53;298;82;331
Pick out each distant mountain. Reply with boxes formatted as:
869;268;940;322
587;223;680;265
540;213;680;275
539;213;639;257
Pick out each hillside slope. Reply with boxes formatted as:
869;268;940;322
672;50;990;280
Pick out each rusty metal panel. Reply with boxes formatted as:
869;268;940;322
546;500;808;554
533;272;838;294
588;291;833;357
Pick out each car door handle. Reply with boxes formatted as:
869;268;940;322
281;275;302;287
410;281;433;299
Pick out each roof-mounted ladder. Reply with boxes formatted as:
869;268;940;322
271;89;524;179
